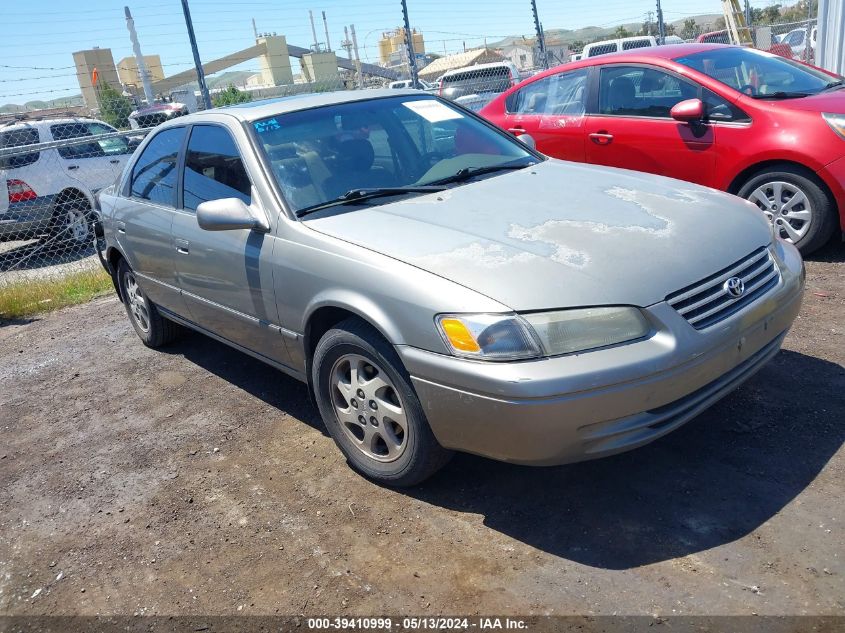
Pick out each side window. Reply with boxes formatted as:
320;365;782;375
622;39;652;51
86;122;131;156
50;123;104;159
0;127;40;169
702;88;750;123
599;66;698;117
130;127;186;206
507;70;588;116
182;125;251;212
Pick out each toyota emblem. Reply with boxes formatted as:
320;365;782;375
724;277;745;298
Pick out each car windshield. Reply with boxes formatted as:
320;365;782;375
675;47;839;98
251;95;537;214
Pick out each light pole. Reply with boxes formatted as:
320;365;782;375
180;0;211;110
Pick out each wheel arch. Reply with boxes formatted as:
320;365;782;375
727;159;835;204
302;297;404;400
55;186;94;210
105;246;126;301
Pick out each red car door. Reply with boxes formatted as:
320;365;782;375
500;68;589;162
584;64;717;186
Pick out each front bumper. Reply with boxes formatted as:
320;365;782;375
399;241;804;466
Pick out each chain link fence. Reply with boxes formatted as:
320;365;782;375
0;121;150;289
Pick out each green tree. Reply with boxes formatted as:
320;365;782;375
96;82;133;130
614;25;631;39
212;85;252;108
680;19;699;39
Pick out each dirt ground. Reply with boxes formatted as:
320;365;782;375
1;244;843;619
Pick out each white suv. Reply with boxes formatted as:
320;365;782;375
0;117;134;244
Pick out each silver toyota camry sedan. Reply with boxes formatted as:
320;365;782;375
97;90;804;486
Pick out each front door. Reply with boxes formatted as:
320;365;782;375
501;68;589;162
49;121;132;192
584;65;716;186
170;124;289;365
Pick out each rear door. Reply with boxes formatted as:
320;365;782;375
170;123;287;364
584;64;716;186
501;68;589;162
49;122;132;192
118;126;186;314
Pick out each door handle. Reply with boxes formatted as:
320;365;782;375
508;126;526;133
110;159;120;164
67;165;79;170
116;221;126;234
175;238;190;254
589;131;614;146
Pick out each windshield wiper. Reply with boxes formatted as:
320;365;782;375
296;186;446;218
822;79;845;92
750;91;811;99
425;160;536;186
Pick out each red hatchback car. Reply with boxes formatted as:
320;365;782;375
480;44;845;253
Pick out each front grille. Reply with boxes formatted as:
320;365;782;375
666;247;779;330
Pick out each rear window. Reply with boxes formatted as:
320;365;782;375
441;68;512;98
622;39;653;50
0;127;40;169
586;43;618;57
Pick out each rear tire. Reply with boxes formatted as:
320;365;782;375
312;317;452;486
738;165;836;254
117;259;181;348
49;197;93;245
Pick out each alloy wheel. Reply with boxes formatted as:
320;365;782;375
329;353;409;463
123;272;150;332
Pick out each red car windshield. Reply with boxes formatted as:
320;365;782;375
675;47;841;98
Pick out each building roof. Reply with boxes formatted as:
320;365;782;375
418;48;505;80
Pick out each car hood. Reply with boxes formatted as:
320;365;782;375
304;160;772;310
765;89;845;112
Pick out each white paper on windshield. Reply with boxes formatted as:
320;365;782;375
402;100;463;123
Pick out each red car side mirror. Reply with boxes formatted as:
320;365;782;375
671;98;704;122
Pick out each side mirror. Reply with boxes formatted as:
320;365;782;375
516;133;537;150
126;137;142;152
196;198;265;232
671;98;704;123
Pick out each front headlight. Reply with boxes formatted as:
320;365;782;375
822;113;845;140
523;307;650;356
436;313;540;360
436;306;650;361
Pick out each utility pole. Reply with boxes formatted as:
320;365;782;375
322;11;332;52
744;0;752;31
400;0;419;88
350;24;363;89
530;0;548;69
180;0;211;110
252;17;258;39
656;0;666;44
124;6;154;106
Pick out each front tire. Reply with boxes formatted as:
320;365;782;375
117;259;181;348
312;318;452;486
738;165;836;254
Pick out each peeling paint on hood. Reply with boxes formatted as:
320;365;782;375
304;159;773;310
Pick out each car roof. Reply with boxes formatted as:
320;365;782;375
0;117;106;131
530;43;736;79
182;89;424;124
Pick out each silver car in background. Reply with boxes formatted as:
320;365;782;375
97;90;804;486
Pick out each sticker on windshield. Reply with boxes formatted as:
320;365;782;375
402;100;462;123
254;118;281;133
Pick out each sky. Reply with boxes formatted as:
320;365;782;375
0;0;784;104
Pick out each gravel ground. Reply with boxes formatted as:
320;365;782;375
0;245;843;618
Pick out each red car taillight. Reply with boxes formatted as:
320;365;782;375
7;179;37;203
